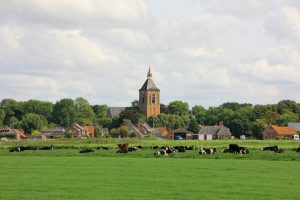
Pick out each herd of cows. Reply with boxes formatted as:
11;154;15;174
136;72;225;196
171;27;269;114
8;144;300;156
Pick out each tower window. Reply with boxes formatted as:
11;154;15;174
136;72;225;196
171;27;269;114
152;94;155;104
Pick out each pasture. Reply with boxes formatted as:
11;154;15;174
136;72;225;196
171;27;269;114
0;156;300;200
1;139;300;199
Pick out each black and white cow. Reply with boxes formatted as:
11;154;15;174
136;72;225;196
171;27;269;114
261;145;279;151
79;148;94;153
296;146;300;153
154;146;175;156
9;146;22;152
151;146;159;149
199;147;216;155
128;146;139;152
226;144;249;154
39;145;54;150
174;146;185;152
96;146;110;150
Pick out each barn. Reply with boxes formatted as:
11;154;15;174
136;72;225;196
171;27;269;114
0;128;26;140
166;128;194;140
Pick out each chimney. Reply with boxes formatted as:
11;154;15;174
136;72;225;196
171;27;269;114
219;121;224;126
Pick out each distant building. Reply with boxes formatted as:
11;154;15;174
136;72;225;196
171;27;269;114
139;67;160;118
71;123;88;138
84;125;95;138
167;128;194;140
197;122;232;140
152;127;169;139
0;128;26;140
41;127;66;139
263;124;297;140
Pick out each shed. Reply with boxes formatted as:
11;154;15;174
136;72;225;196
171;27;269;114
167;128;194;140
197;125;232;140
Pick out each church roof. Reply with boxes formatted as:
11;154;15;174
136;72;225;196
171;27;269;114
139;79;160;91
139;67;160;91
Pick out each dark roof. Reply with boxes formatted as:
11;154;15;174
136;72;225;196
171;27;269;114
108;107;126;118
73;123;87;131
169;128;194;135
288;123;300;131
198;126;232;136
139;78;159;91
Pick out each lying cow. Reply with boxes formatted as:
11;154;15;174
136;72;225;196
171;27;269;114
199;147;216;155
151;146;159;149
174;146;186;152
9;146;22;152
39;145;54;150
128;146;139;152
185;146;197;150
117;143;129;153
79;148;94;153
261;145;279;151
97;146;110;150
154;146;175;156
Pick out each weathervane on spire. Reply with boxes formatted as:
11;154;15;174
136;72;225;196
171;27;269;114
147;65;152;79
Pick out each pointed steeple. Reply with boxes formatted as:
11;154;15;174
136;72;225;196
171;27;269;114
147;65;152;79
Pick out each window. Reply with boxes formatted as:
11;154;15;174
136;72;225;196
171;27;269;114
152;94;155;104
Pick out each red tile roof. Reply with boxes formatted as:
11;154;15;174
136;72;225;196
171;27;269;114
271;125;297;136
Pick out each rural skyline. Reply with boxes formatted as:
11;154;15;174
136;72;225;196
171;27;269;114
1;0;300;107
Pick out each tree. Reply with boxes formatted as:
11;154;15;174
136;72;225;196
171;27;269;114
92;105;108;118
98;117;113;129
187;117;199;134
251;119;266;139
118;108;145;125
21;113;47;134
191;105;206;125
253;105;268;119
75;97;96;125
0;99;24;124
8;116;20;129
221;102;241;111
160;104;169;114
168;101;189;116
52;99;78;127
131;100;139;108
0;109;5;127
23;100;53;121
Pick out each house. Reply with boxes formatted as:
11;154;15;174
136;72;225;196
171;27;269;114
128;125;146;137
166;128;194;140
152;127;169;139
71;123;88;138
263;124;297;140
197;123;232;140
107;107;126;118
84;125;95;138
41;127;66;139
0;128;26;140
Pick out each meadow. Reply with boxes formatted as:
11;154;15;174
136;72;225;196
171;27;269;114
1;139;300;200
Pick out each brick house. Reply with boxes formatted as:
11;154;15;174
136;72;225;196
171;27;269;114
263;124;297;140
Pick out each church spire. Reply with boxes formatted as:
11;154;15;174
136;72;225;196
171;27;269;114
147;65;152;79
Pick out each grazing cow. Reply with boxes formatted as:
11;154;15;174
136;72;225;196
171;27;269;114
9;147;22;152
296;146;300;153
199;147;216;155
239;147;249;154
261;145;279;151
117;143;129;153
39;145;54;150
79;148;94;153
229;144;240;154
97;146;110;150
274;148;284;153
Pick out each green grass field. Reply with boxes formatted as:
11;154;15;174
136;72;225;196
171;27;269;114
1;139;300;199
0;156;300;200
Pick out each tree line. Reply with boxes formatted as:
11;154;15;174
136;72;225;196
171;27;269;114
0;98;299;139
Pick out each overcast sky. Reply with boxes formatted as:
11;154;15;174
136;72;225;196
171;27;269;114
1;0;300;108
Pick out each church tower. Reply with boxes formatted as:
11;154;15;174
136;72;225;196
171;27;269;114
139;67;160;118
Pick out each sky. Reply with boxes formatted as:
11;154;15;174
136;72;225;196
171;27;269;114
0;0;300;108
